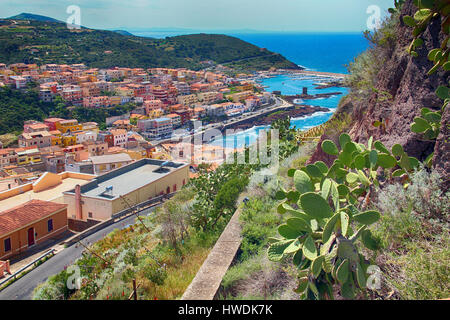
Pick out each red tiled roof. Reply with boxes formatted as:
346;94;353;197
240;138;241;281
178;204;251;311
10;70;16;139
0;200;67;236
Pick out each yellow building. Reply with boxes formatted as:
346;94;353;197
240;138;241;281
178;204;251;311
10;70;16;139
109;96;122;106
62;135;77;147
17;148;41;165
147;108;164;119
177;94;198;107
55;119;82;134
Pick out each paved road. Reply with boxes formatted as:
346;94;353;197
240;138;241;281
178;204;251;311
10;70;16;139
0;205;159;300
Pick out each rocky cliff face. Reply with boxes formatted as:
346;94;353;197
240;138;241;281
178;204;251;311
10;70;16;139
311;0;449;186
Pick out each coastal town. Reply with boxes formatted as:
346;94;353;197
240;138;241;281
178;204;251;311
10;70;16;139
0;61;298;274
0;55;350;298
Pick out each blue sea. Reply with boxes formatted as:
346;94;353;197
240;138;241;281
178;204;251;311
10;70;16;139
134;31;368;148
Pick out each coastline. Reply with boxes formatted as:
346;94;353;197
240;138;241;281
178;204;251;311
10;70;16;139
220;104;330;132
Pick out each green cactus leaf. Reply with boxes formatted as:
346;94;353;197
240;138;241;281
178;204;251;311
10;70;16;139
353;155;365;170
436;86;449;100
278;224;303;239
423;128;439;140
321;178;332;199
353;210;381;225
374;141;390;154
357;170;370;186
338;151;353;167
355;263;367;289
287;168;296;177
392;168;406;177
361;230;380;250
392;144;404;157
330;181;340;210
308;281;319;299
423;111;441;124
267;239;294;261
322;253;334;273
315;161;329;174
277;203;287;214
444;61;450;71
321;140;339;156
284;239;303;254
311;255;325;278
287;217;312;233
412;117;432;133
340;212;350;237
275;190;286;200
294;277;309;293
421;107;432;116
303;235;318;260
369;150;378;168
343;141;358;154
268;237;283;244
286;190;300;203
350;225;367;243
403;15;416;27
339;133;351;149
341;278;356;299
377;154;397;168
293;249;304;266
323;212;339;243
400;154;412;171
336;259;349;284
288;209;312;222
414;9;431;21
425;152;434;168
305;164;323;178
413;38;424;48
300;192;333;219
428;48;441;61
367;136;373;150
409;156;420;169
294;170;314;194
346;172;359;184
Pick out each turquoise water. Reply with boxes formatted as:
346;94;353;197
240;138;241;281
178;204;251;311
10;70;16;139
205;33;364;148
209;74;349;148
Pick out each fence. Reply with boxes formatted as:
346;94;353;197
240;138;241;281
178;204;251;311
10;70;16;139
64;192;176;247
0;249;55;288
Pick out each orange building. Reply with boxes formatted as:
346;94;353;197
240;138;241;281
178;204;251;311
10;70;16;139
0;200;68;260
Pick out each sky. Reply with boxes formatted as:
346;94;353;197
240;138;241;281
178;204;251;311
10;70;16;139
0;0;394;32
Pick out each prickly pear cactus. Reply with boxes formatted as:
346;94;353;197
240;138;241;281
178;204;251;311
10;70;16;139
269;134;421;299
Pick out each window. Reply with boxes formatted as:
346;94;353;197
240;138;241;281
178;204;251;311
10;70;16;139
4;238;11;252
47;219;53;232
88;212;93;218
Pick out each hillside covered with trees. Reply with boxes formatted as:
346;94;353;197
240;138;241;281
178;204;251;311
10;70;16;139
0;16;299;72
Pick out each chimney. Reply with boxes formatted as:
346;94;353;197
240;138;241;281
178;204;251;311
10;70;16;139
75;184;83;220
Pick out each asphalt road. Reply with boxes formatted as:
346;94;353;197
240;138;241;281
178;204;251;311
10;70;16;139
0;205;159;300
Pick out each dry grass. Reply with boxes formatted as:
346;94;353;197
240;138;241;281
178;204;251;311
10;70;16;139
139;246;211;300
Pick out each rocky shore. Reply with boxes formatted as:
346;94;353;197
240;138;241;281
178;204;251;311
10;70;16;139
283;92;342;104
226;105;330;131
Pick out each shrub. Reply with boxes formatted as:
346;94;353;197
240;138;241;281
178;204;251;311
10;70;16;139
373;169;450;299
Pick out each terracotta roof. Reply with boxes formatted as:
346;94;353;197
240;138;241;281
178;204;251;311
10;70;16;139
0;200;67;236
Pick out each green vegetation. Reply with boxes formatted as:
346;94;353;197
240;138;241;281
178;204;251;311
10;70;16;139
0;87;136;135
33;117;301;300
0;87;56;134
401;0;449;167
0;18;298;72
345;13;398;100
219;143;316;300
372;169;449;299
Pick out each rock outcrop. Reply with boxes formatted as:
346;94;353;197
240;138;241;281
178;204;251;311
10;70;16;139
310;0;449;185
